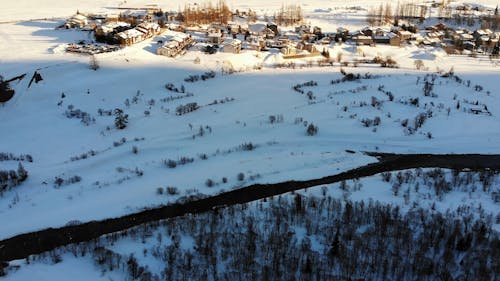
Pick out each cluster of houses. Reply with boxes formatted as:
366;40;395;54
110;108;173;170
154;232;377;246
421;23;499;54
94;21;160;45
64;8;500;58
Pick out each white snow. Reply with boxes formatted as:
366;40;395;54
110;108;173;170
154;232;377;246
0;3;499;280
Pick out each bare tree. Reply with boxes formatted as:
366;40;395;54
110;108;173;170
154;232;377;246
89;55;99;71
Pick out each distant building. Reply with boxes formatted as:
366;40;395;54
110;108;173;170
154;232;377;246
223;39;242;54
65;14;88;29
116;28;145;45
281;44;297;56
207;30;223;44
157;33;194;57
354;35;373;46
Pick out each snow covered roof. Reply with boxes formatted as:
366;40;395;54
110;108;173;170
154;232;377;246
162;41;180;49
356;35;372;40
100;21;130;31
248;23;266;33
224;39;241;46
121;10;147;17
460;34;474;40
138;22;159;30
117;28;144;39
72;14;87;21
208;32;222;38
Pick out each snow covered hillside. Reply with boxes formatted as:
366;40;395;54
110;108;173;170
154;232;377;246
0;0;499;239
0;0;499;279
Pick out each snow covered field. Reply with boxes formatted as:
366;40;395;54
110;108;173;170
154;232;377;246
0;0;499;279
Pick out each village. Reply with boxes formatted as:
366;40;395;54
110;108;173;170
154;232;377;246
62;1;499;64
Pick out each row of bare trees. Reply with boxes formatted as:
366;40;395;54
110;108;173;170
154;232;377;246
367;1;428;26
178;0;232;26
274;4;303;26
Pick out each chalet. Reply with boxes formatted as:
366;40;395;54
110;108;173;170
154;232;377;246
281;44;297;56
398;30;413;41
318;36;331;45
223;39;242;54
65;14;88;29
263;28;277;39
463;41;475;51
116;28;145;45
361;27;373;37
373;32;401;46
354;35;373;46
157;33;193;57
244;41;262;51
248;23;277;39
135;22;160;38
207;31;223;44
296;42;318;53
95;21;130;37
295;24;311;34
336;27;349;42
473;29;493;39
227;24;242;34
267;23;279;36
422;37;441;46
249;23;266;35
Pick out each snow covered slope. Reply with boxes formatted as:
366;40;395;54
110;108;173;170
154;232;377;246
0;0;498;240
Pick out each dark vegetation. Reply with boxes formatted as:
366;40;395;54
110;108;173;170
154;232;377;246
0;153;499;265
8;189;499;281
0;163;28;192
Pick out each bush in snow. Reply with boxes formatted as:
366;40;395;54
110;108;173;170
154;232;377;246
0;163;28;191
205;178;214;187
114;108;128;130
306;123;318;136
65;105;95;126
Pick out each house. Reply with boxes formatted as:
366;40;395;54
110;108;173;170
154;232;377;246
373;32;401;46
95;21;130;37
361;27;373;37
398;30;412;41
296;42;318;53
267;23;279;36
281;44;297;56
207;30;223;44
463;41;475;51
223;39;242;54
135;22;161;38
295;24;311;34
243;36;265;51
116;28;145;45
157;33;194;57
65;14;88;29
318;36;331;44
354;35;373;46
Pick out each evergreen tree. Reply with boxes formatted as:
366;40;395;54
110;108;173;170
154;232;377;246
114;108;128;130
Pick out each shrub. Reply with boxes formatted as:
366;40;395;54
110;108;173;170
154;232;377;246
237;172;245;181
166;186;179;195
156;187;164;195
165;159;177;168
89;55;99;71
205;179;214;187
306;123;318;136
